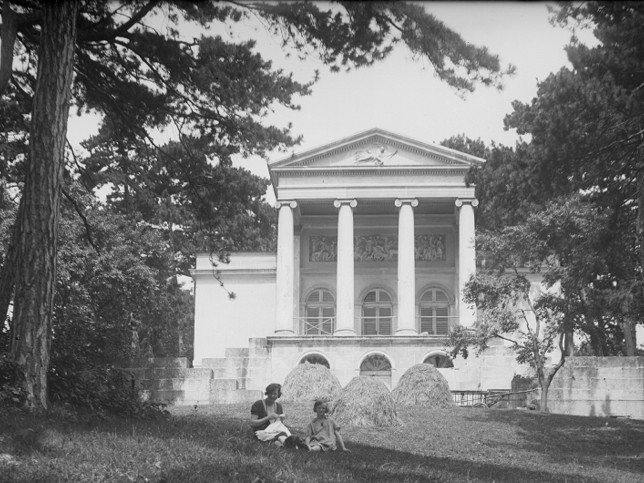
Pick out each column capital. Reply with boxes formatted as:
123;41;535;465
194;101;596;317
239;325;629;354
275;200;298;209
334;199;357;209
455;198;479;208
395;198;419;208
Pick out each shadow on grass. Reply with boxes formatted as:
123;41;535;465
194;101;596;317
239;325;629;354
128;413;618;483
3;407;642;483
460;409;644;474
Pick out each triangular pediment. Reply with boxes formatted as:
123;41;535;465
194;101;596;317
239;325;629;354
269;128;485;171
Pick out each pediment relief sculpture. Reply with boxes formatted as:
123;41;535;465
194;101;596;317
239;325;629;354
353;143;398;166
309;234;446;262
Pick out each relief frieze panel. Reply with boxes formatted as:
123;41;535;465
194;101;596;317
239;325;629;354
309;234;446;262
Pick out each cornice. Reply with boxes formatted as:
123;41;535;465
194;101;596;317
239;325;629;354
290;137;465;167
272;166;470;177
190;269;276;279
270;128;485;169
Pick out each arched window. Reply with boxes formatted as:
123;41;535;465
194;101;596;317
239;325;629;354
419;288;451;335
362;288;393;335
304;289;335;335
300;354;330;368
360;353;392;389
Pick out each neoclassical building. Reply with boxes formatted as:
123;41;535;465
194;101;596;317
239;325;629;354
192;129;523;395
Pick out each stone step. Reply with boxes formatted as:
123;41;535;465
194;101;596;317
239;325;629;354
126;367;213;380
211;366;249;379
201;358;227;369
210;388;262;405
225;347;250;358
138;378;211;392
202;357;250;377
249;338;269;356
125;357;190;369
211;378;254;391
140;389;211;406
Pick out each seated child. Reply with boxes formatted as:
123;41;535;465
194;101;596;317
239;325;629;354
304;400;349;452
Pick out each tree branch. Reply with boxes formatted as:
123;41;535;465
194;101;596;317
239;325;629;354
0;1;40;95
61;188;100;254
77;0;161;42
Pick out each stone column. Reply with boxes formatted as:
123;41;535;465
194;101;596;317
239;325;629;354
395;198;419;335
334;199;357;335
456;199;478;328
274;200;297;335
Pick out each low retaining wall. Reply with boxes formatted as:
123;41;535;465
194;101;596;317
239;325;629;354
548;356;644;419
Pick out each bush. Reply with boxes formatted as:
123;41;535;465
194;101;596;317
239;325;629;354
0;355;28;407
49;365;168;419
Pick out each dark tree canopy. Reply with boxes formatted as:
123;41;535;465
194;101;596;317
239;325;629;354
452;2;644;357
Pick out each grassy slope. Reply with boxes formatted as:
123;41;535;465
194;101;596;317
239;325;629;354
0;402;643;482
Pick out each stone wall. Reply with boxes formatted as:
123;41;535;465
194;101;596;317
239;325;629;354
548;356;644;419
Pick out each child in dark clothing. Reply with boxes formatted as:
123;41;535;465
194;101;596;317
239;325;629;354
304;400;349;452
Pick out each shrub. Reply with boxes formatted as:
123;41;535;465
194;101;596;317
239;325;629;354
0;355;28;407
49;365;168;419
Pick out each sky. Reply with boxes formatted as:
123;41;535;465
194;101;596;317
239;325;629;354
216;1;594;187
66;2;595;196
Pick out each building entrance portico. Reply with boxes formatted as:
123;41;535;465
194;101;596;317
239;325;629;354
269;128;480;341
191;129;519;393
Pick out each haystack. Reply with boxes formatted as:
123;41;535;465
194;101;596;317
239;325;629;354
332;376;400;427
280;362;342;403
392;363;453;408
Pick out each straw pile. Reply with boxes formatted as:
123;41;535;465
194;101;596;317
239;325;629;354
332;376;400;427
392;363;454;408
280;362;342;403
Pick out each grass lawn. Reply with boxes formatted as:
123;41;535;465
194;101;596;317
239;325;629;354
0;402;643;482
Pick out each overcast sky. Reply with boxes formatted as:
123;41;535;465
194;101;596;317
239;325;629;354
66;2;595;190
218;2;594;184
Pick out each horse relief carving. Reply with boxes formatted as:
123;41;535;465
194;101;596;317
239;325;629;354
354;143;398;166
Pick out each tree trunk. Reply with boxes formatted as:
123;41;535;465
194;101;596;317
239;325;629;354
588;325;605;356
540;382;549;413
636;168;644;355
9;0;79;411
621;318;636;356
0;201;19;330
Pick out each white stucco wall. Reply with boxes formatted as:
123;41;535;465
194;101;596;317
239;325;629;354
267;337;527;392
192;253;276;365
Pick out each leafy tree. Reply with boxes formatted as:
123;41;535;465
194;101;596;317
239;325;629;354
450;196;614;411
49;183;190;414
81;134;277;273
445;131;637;356
503;2;644;353
0;0;512;410
441;135;537;230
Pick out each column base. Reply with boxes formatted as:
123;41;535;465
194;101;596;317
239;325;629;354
395;328;418;336
333;328;356;336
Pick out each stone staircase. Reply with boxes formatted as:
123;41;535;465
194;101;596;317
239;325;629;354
124;338;269;405
125;357;212;406
201;338;269;404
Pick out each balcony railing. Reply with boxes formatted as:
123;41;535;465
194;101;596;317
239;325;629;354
297;317;335;336
293;315;459;336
